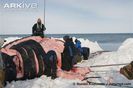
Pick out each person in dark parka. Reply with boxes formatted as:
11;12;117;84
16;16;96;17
32;18;46;38
61;36;78;71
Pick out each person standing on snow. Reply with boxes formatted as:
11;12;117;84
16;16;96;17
61;36;78;71
75;39;90;60
32;18;46;38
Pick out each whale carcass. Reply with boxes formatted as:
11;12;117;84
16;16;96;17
0;36;90;83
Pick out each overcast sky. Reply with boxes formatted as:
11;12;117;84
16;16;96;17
0;0;133;34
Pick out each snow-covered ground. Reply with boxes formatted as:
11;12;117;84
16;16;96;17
3;37;133;88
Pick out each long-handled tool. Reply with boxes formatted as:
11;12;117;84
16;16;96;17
90;63;129;68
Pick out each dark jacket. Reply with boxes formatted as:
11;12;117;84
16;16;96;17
61;38;77;71
63;38;77;57
32;23;46;37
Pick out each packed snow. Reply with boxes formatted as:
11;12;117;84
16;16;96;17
3;37;133;88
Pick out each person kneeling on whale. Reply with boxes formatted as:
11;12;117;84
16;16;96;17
32;18;46;38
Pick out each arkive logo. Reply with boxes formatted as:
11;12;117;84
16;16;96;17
1;2;38;9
